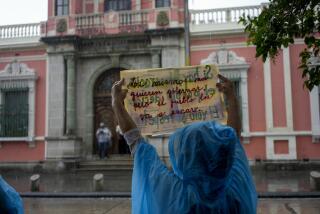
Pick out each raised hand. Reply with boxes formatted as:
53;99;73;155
111;78;128;107
216;74;236;99
216;74;241;136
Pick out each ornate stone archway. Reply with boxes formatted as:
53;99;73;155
93;68;122;154
84;62;132;158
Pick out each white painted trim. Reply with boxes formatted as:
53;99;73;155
28;77;36;143
0;55;47;63
0;41;42;49
247;131;312;137
0;137;29;142
94;0;99;13
34;136;45;141
148;23;156;29
0;61;38;145
0;137;44;142
240;70;250;139
191;42;254;51
310;86;320;143
152;130;312;138
266;136;297;160
263;57;273;130
45;57;49;159
135;0;141;10
190;37;306;52
169;21;180;28
283;47;293;130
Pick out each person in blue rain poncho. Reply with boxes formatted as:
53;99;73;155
0;176;24;214
112;75;257;214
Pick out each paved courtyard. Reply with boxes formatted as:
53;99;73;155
23;198;320;214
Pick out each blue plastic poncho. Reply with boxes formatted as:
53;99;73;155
0;176;24;214
132;121;257;214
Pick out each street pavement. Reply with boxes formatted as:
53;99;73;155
23;198;320;214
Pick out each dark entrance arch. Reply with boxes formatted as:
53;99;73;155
93;67;129;155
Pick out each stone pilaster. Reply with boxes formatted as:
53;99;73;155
151;51;161;68
66;55;76;135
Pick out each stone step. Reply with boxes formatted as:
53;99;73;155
76;154;134;171
90;154;133;161
78;162;133;168
75;167;133;172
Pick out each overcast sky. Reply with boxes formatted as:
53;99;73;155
0;0;267;26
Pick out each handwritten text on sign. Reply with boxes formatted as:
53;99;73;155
120;65;227;135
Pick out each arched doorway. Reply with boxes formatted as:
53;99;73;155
93;68;129;155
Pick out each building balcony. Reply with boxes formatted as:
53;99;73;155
0;23;41;47
74;10;149;36
0;4;265;43
190;4;264;35
41;7;184;38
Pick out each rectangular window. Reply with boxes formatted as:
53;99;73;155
105;0;131;11
156;0;170;8
223;80;242;130
0;89;29;137
56;0;69;16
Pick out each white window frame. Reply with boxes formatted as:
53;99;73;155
201;50;250;142
0;60;38;147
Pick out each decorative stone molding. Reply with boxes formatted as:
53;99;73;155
201;49;246;65
0;60;37;81
0;60;38;146
157;11;169;27
56;19;67;33
266;136;297;160
201;50;250;142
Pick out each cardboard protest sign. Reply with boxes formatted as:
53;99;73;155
120;65;227;135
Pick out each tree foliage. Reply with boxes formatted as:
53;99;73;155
239;0;320;90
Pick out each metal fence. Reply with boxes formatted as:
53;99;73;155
0;89;29;137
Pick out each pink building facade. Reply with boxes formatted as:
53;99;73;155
0;2;319;163
190;6;320;160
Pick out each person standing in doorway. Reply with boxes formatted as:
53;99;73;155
96;122;112;159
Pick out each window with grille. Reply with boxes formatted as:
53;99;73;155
104;0;131;11
156;0;170;8
0;89;29;137
56;0;69;16
223;80;242;130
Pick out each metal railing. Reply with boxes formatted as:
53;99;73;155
190;5;262;25
0;90;29;137
0;23;40;39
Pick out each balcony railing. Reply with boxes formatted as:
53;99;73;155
0;23;40;39
76;14;104;29
75;10;149;36
190;5;262;25
0;5;264;40
118;10;148;30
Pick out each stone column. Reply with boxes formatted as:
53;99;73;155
151;51;161;68
66;55;76;135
